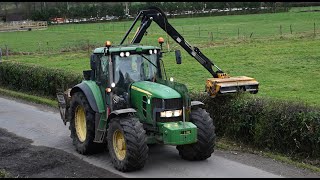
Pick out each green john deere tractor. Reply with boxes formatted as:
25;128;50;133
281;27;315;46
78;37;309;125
57;7;258;172
57;44;215;172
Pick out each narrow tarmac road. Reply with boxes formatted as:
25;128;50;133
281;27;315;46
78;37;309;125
0;96;319;178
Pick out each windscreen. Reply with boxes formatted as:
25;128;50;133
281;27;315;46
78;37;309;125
113;53;158;92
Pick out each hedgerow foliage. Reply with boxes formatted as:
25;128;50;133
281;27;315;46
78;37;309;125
191;92;320;158
1;61;319;158
0;61;82;98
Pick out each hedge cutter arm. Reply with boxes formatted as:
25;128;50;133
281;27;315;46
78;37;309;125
120;7;259;97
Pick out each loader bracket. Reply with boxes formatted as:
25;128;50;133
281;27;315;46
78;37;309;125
56;90;70;125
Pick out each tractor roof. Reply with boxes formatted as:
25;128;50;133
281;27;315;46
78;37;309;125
93;44;160;54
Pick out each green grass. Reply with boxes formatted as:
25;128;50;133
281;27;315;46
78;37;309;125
0;87;58;108
0;10;319;53
7;35;320;106
166;36;320;106
2;10;320;106
290;6;320;12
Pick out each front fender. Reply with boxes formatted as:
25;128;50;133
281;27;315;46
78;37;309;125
107;108;137;123
70;81;105;113
191;101;204;108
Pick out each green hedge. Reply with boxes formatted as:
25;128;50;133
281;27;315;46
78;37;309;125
1;61;319;159
0;61;83;99
191;93;320;158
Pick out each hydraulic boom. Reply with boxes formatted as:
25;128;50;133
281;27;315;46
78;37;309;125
121;7;259;97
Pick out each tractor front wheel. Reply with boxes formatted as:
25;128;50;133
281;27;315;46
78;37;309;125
107;116;148;172
176;107;216;160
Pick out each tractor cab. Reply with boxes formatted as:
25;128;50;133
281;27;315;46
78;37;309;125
88;44;163;111
112;48;159;96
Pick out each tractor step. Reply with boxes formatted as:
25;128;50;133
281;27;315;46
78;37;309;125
205;76;259;97
56;92;68;125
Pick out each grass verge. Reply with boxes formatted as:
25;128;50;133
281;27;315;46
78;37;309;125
0;169;11;178
216;138;320;173
0;87;57;108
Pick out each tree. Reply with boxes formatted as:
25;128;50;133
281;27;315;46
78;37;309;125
107;3;124;18
176;2;186;14
206;2;227;10
145;2;163;9
163;2;177;15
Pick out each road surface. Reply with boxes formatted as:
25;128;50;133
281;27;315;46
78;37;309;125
0;96;319;178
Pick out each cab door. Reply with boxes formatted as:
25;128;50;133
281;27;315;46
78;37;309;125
96;55;110;107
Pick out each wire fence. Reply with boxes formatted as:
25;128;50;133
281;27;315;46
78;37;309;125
0;20;319;59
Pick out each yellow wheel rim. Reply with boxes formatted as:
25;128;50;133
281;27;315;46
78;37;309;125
75;105;86;142
113;129;126;161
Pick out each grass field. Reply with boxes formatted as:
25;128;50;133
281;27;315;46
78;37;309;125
6;35;320;106
290;6;320;12
0;10;319;53
2;10;320;106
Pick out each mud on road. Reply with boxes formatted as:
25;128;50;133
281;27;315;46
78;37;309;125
0;127;123;178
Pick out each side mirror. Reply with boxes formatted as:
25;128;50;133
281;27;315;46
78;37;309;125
83;70;92;80
175;50;182;64
90;54;97;70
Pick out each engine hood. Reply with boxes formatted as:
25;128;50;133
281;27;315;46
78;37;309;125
130;81;181;99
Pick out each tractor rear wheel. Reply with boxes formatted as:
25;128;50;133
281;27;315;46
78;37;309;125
176;107;216;160
69;92;102;154
107;116;148;172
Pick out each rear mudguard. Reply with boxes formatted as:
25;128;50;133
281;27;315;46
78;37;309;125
57;80;105;125
70;80;105;113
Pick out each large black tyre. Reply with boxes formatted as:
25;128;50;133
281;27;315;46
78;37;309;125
107;116;149;172
176;107;216;160
69;92;103;154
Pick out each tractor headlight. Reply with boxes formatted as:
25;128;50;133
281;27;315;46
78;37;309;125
160;110;182;117
165;111;173;117
173;110;182;117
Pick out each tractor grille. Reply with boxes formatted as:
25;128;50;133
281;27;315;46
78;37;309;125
152;98;183;110
152;98;183;123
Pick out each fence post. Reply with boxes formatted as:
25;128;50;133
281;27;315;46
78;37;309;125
46;42;49;55
5;45;8;60
250;32;253;38
314;22;316;36
38;42;41;52
290;24;292;34
216;27;219;40
87;39;90;54
238;28;240;39
0;48;2;62
280;25;282;37
211;32;213;41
